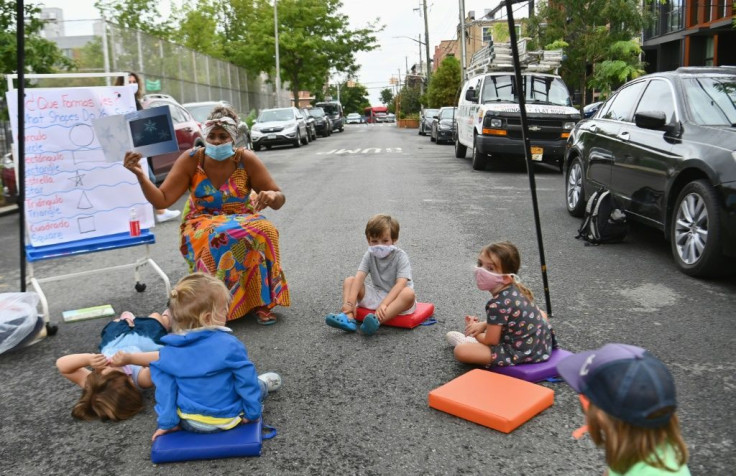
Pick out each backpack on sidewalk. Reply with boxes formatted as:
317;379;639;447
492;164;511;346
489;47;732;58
576;189;627;245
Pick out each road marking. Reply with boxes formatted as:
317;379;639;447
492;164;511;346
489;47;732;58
316;148;403;155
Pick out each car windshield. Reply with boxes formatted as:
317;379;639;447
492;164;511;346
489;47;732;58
318;104;340;115
259;109;294;122
682;76;736;126
186;104;218;123
308;108;325;118
423;109;439;117
481;74;572;106
438;108;456;119
348;113;360;118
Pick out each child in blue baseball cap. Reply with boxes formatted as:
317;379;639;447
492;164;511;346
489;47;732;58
557;343;690;475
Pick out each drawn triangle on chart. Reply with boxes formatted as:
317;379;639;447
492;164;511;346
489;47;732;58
77;191;93;209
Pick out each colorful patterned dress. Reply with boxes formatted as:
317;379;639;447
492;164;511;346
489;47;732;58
180;148;290;321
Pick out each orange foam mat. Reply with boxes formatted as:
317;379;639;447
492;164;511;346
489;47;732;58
428;369;555;433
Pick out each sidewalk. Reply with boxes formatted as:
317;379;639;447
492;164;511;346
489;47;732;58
0;202;18;217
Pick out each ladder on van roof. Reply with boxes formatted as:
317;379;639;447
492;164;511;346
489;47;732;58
466;38;563;78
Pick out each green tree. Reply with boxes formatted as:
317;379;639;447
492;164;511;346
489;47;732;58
398;85;421;117
94;0;174;38
175;0;225;58
379;88;394;106
0;2;75;118
535;0;647;105
227;0;382;104
314;80;370;114
425;56;461;108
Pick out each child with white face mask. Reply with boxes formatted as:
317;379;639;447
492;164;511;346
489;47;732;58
446;241;555;368
325;214;417;335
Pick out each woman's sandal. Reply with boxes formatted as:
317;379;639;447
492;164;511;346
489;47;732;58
325;312;357;332
255;308;277;326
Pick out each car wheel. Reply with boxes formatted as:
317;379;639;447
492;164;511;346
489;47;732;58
301;130;309;145
670;179;725;277
471;134;487;171
294;131;302;148
418;124;424;135
454;136;467;158
266;145;272;150
430;128;436;142
565;157;586;217
253;144;261;152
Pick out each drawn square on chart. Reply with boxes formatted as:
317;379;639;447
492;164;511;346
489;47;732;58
78;216;96;234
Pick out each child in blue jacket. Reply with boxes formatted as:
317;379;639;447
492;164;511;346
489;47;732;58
150;273;281;441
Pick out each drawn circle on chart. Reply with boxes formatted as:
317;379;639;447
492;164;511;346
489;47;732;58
69;123;95;147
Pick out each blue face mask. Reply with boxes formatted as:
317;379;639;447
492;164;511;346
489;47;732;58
205;141;235;161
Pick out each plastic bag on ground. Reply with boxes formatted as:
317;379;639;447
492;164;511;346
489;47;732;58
0;292;41;355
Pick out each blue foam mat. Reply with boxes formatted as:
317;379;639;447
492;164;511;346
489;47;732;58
151;419;263;464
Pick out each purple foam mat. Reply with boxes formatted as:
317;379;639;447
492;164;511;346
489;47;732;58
490;349;572;382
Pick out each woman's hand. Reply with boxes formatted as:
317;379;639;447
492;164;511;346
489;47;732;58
123;151;146;179
251;190;279;212
88;353;108;370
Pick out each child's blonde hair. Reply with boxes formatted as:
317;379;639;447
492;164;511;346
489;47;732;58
72;370;143;421
586;402;688;474
365;214;400;240
168;273;231;331
480;241;535;301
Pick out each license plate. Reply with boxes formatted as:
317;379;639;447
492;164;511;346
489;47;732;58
267;134;277;140
531;146;543;161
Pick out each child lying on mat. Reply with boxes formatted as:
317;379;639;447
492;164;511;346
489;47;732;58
150;273;281;441
445;241;555;368
325;214;417;335
56;310;171;421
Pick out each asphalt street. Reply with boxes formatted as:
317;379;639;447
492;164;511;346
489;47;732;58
0;123;734;475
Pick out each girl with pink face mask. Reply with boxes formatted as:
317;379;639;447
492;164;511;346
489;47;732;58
446;241;555;368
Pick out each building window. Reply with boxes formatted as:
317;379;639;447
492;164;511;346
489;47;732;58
705;37;714;66
689;0;699;26
482;27;492;44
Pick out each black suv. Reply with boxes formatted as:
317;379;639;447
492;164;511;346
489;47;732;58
307;107;332;137
315;101;344;132
564;66;736;277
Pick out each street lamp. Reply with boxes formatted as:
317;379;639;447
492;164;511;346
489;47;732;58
274;1;282;107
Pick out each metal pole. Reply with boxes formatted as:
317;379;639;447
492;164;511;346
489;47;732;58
418;34;422;77
137;30;144;74
274;1;281;107
101;17;111;85
17;0;27;292
459;0;467;79
423;0;431;82
504;2;553;318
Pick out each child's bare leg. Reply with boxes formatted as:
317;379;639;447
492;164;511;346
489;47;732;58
341;277;364;318
454;342;493;365
380;287;416;323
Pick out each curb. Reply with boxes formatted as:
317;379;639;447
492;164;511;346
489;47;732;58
0;203;18;217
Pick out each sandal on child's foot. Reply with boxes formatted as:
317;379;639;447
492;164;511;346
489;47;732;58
325;312;357;332
360;313;380;336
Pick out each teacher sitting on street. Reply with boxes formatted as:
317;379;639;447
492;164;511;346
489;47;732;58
123;105;290;325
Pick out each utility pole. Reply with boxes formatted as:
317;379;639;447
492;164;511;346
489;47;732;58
422;0;431;83
459;0;467;79
274;0;282;107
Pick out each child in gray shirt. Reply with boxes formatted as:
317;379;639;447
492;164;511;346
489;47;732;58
325;214;417;335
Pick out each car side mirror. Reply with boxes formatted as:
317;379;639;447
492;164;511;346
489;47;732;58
634;111;667;130
465;88;477;102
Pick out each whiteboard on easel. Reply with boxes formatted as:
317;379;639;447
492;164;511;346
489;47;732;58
5;85;155;247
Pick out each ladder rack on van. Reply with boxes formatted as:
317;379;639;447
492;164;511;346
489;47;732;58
466;38;563;78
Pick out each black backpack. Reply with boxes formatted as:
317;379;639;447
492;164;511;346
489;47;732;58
576;189;627;245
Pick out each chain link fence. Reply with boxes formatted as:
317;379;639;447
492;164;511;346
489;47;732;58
1;19;291;157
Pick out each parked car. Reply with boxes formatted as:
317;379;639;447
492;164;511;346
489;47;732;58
250;107;309;150
183;100;252;150
374;112;388;123
582;101;603;118
299;108;318;142
1;152;17;205
564;66;736;277
345;113;363;124
307;107;332;137
385;113;396;123
315;101;344;132
140;94;205;180
430;107;457;144
419;108;439;135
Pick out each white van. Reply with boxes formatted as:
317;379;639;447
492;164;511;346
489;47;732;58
454;72;580;170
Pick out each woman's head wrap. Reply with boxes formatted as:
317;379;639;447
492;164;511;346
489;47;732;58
203;115;238;143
